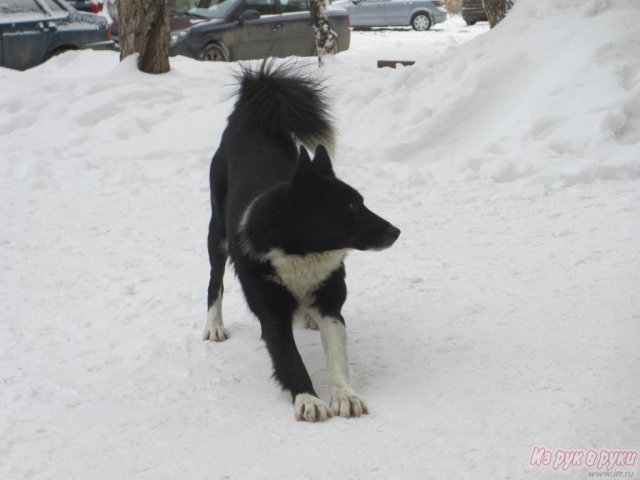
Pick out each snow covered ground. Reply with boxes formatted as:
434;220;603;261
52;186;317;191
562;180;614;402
1;3;639;479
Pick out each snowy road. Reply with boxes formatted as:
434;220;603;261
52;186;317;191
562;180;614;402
1;6;639;480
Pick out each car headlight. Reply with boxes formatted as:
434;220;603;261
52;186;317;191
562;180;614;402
170;30;189;46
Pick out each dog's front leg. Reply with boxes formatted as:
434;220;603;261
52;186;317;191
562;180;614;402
315;315;369;418
261;317;333;423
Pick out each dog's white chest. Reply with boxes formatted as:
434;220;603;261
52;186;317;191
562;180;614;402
265;249;347;300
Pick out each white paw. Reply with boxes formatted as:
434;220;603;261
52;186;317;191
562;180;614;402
330;388;369;418
202;325;229;342
294;393;333;422
204;302;228;342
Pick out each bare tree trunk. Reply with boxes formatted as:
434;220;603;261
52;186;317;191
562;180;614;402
138;1;170;73
117;0;140;59
117;0;170;74
310;0;337;65
481;0;513;28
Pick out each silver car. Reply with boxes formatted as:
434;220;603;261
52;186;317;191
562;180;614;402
334;0;447;31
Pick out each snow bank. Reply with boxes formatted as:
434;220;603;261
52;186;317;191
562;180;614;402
325;0;640;186
2;1;637;189
1;52;235;190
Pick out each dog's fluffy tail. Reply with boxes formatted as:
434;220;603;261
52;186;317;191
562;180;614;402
229;60;334;150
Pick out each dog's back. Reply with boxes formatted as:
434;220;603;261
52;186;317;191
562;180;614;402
203;60;337;341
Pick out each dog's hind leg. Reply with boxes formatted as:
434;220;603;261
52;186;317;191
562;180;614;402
203;214;229;342
312;267;369;418
204;148;229;342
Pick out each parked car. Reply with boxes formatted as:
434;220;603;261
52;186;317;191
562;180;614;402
334;0;446;31
0;0;114;70
106;0;350;62
461;0;487;25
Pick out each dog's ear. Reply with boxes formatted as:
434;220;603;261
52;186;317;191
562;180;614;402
299;145;312;166
292;146;312;184
313;145;335;178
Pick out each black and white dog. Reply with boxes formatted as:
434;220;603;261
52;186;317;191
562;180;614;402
203;62;400;422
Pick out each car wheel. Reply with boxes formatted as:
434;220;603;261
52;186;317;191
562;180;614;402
464;18;477;25
411;12;432;31
198;43;229;62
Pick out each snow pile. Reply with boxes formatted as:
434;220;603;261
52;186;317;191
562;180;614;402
1;7;639;480
326;0;640;186
1;52;235;190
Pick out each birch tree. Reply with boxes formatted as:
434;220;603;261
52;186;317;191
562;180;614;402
310;0;337;65
481;0;513;28
117;0;170;74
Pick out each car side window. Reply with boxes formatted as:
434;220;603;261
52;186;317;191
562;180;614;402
243;0;278;15
280;0;309;13
0;0;46;18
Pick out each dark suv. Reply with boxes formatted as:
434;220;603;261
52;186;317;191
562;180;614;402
461;0;487;25
0;0;114;70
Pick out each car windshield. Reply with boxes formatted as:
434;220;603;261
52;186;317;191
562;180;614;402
170;0;237;18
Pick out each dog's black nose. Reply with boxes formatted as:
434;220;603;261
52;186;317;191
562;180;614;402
383;225;400;247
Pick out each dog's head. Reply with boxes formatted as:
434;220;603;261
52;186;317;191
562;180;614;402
284;146;401;253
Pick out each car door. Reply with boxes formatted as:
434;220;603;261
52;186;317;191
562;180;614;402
348;0;389;27
234;0;284;60
384;0;413;25
278;0;315;58
0;0;55;70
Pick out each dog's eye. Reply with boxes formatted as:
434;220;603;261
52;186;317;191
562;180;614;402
349;201;360;211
